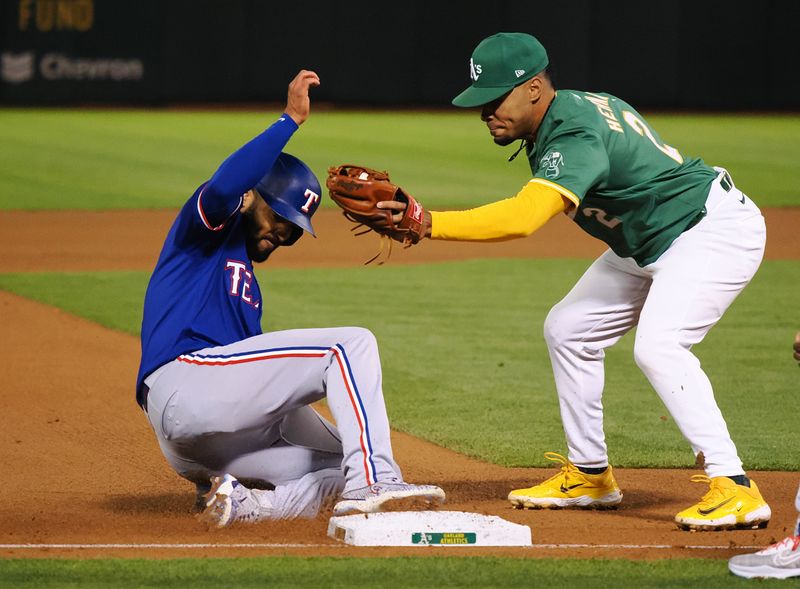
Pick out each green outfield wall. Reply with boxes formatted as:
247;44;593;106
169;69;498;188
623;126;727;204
1;0;797;109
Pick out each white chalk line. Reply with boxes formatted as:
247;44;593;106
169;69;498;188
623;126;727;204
0;542;763;550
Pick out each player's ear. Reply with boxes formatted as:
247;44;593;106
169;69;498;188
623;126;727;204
241;190;256;214
528;77;543;103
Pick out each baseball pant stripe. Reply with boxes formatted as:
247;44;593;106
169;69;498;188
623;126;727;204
332;343;377;486
177;346;329;365
178;353;326;366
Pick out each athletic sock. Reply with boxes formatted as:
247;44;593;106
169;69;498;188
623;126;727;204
727;475;750;487
577;466;608;475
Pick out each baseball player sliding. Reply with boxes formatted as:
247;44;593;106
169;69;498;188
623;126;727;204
369;33;770;531
136;70;444;526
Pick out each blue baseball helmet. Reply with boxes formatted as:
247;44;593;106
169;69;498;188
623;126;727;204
254;152;321;238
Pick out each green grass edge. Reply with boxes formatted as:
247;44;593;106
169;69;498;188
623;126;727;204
0;556;770;589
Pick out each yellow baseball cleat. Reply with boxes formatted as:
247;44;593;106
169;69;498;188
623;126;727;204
675;475;771;531
508;452;623;509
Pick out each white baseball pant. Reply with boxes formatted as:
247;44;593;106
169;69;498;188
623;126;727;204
143;326;402;517
544;170;766;477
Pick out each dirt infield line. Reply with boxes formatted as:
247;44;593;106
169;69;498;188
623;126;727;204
1;208;798;273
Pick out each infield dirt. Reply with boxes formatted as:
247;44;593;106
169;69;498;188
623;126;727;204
1;209;798;560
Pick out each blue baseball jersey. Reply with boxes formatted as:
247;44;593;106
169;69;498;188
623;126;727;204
136;114;298;405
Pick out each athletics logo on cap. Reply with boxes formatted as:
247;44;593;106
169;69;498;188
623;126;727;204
469;58;482;81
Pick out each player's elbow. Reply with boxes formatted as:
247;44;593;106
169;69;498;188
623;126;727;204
503;218;541;239
205;177;239;200
500;228;533;240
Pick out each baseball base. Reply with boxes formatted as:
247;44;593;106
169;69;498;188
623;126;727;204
327;511;532;546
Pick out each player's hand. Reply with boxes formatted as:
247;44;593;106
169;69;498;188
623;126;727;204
285;70;320;126
376;200;407;224
377;200;432;238
793;332;800;363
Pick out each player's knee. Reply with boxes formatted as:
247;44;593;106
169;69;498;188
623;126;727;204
543;305;577;350
632;331;675;374
338;326;378;353
632;341;656;374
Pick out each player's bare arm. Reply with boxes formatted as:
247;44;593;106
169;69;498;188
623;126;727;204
794;332;800;363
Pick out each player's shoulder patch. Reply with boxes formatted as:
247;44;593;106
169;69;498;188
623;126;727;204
540;150;565;179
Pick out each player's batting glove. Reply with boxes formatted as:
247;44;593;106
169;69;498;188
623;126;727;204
326;165;427;263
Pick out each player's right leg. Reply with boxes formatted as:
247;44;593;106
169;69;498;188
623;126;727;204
509;250;647;509
306;327;445;514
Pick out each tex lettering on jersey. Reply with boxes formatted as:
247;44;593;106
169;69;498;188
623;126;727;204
225;259;260;309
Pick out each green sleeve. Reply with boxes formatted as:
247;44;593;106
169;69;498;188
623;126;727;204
532;129;609;202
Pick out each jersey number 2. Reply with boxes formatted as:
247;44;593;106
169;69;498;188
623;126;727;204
622;111;683;164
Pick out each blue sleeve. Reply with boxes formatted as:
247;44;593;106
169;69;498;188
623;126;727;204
197;114;299;229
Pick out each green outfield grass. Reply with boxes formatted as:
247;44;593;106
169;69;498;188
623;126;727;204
0;109;798;210
0;556;780;589
1;258;796;470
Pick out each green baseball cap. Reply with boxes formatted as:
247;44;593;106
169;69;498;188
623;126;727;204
452;32;549;108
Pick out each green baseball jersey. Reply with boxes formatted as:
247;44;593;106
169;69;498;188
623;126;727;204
526;90;716;266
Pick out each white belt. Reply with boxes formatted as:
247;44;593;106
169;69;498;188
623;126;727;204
705;166;737;212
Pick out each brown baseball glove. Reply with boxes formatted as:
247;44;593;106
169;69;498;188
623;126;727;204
326;164;427;251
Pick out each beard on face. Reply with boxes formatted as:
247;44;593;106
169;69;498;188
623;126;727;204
245;226;278;262
246;239;274;263
493;135;514;146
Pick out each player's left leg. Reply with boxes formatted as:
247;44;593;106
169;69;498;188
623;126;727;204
634;173;768;530
200;466;346;527
148;396;346;520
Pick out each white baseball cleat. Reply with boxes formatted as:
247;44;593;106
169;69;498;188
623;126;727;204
333;481;446;516
728;536;800;579
198;474;273;527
